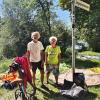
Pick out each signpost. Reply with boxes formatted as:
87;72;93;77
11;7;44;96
75;0;90;11
58;0;90;82
71;0;76;81
71;0;90;81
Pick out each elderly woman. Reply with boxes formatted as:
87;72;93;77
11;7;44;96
27;31;44;87
45;36;61;85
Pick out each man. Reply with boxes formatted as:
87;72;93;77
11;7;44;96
27;31;44;87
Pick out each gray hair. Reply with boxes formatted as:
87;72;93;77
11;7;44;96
49;36;57;42
31;31;40;39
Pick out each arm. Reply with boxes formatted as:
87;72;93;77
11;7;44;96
26;43;32;68
26;50;30;63
27;43;31;64
40;41;45;67
41;50;44;67
58;46;61;67
58;53;61;67
26;50;32;69
45;52;48;66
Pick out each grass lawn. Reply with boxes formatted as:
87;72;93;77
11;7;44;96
0;51;100;100
79;51;100;55
0;74;100;100
76;51;100;69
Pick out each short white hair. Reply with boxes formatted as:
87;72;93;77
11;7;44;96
31;31;40;39
49;36;57;42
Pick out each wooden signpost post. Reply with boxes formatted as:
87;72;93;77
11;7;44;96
71;0;90;81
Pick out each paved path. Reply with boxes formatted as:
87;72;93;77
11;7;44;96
50;68;100;86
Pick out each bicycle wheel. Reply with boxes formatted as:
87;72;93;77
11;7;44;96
15;89;30;100
15;89;22;100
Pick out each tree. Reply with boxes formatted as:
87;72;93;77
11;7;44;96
58;0;71;10
0;0;71;58
58;0;100;52
1;0;38;57
75;0;100;51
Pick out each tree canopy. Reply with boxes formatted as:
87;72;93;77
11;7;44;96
0;0;71;58
58;0;100;52
0;0;100;58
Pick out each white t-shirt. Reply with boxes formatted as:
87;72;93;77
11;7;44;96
27;41;44;62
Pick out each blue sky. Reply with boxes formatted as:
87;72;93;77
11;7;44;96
54;0;71;26
0;0;3;16
0;0;71;26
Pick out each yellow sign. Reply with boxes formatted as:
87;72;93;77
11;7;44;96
75;0;90;11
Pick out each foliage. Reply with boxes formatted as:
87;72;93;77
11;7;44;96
0;58;12;73
51;21;72;57
0;56;100;99
0;0;71;58
58;0;71;10
76;51;100;69
1;0;37;57
75;0;100;51
76;58;100;69
58;0;100;52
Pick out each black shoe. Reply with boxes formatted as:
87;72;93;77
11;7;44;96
30;87;36;96
46;81;49;84
54;83;59;87
41;84;46;88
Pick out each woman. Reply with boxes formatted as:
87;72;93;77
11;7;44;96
45;36;61;85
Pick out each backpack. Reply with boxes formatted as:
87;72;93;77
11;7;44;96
73;73;88;90
2;80;17;89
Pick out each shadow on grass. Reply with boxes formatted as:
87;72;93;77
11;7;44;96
77;92;97;100
88;84;100;88
48;82;63;89
61;57;100;69
75;59;99;69
40;86;97;100
48;81;98;100
36;85;70;100
30;83;98;100
59;92;97;100
30;96;38;100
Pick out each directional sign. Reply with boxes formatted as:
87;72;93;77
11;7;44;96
75;0;90;11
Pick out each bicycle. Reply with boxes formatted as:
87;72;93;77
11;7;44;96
10;62;36;100
14;80;30;100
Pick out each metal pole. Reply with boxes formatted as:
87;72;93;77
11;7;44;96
71;0;76;81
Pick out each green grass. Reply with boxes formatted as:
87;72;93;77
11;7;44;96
0;76;100;100
0;58;12;73
79;51;100;55
0;51;100;100
76;51;100;69
76;58;100;69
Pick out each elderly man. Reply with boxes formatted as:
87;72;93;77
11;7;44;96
27;31;44;87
